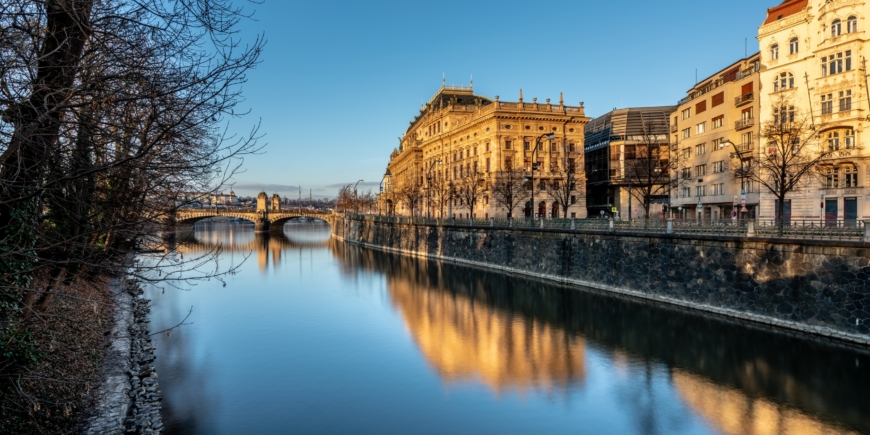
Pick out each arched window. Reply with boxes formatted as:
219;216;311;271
832;19;842;37
789;37;799;54
770;44;779;60
773;72;794;91
848;16;858;33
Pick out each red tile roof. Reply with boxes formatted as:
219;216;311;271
763;0;808;25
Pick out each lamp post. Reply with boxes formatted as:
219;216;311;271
524;132;556;223
426;159;442;219
721;139;748;219
353;179;364;215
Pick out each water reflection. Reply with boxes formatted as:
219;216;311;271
152;223;870;435
331;242;870;434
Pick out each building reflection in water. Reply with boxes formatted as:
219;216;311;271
389;278;586;394
177;224;870;435
331;242;870;435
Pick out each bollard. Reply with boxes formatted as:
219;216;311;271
609;219;614;230
864;220;870;242
452;218;455;226
540;219;544;229
490;217;494;227
571;218;575;230
509;217;513;227
747;220;756;237
666;218;674;234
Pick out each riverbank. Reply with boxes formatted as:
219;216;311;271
333;215;870;346
80;280;164;434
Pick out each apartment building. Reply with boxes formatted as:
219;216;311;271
757;0;869;223
670;54;762;220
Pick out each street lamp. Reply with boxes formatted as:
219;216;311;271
721;139;748;219
353;179;364;215
426;159;442;219
524;132;556;222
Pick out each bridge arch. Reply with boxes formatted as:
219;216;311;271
270;215;333;230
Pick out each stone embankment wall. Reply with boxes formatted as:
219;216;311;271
332;216;870;346
81;280;163;434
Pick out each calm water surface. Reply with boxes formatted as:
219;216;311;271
145;221;870;435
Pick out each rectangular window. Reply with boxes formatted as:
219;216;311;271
696;122;706;134
711;92;724;107
696;100;707;114
524;141;531;150
505;140;512;150
681;187;691;198
486;157;491;172
712;161;725;173
681;108;691;120
682;128;691;139
474;147;478;156
504;157;512;170
681;167;691;179
695;143;706;156
845;130;855;149
681;148;690;160
824;51;852;76
694;165;707;177
822;94;833;115
845;166;859;187
839;90;852;111
826;168;839;188
485;143;490;152
695;185;707;197
712;183;724;196
711;116;724;129
712;138;725;150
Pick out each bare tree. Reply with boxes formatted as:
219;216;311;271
428;173;451;218
455;169;488;220
491;168;530;218
545;143;584;218
0;0;264;430
624;122;682;218
737;103;837;231
336;185;354;212
396;181;424;217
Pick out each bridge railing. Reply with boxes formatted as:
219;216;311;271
342;214;870;242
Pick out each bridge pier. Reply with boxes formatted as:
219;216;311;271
254;220;271;233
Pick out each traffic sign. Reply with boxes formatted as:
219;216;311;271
741;198;746;206
741;206;749;212
611;206;618;213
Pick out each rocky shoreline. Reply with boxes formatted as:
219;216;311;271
81;280;163;434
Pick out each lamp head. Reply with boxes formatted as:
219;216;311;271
546;133;555;141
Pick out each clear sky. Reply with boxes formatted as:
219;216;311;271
225;0;773;199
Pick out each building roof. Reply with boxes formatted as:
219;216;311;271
584;106;676;152
763;0;808;25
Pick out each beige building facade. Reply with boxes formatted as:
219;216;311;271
384;84;589;219
757;0;870;222
670;54;762;220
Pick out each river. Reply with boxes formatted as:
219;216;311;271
144;221;870;435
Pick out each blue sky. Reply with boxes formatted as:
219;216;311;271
225;0;772;198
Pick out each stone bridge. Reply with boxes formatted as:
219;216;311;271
174;208;335;233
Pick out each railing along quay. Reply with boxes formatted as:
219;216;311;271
346;214;870;242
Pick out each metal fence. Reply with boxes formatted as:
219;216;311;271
345;214;869;241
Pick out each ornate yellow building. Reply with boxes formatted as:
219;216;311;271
757;0;870;222
383;83;589;219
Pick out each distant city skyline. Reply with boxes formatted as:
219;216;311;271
224;0;770;198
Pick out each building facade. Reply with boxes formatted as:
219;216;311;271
584;107;676;219
384;84;589;219
669;54;762;220
757;0;869;222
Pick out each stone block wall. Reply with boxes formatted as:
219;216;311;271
332;216;870;345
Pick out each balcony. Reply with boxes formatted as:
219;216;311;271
670;124;678;133
736;141;754;155
735;118;754;130
735;92;754;107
